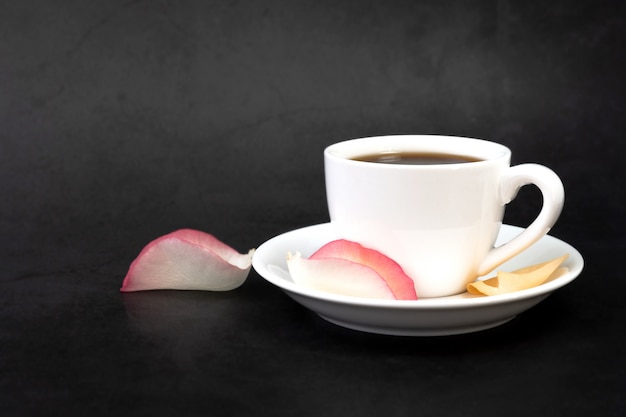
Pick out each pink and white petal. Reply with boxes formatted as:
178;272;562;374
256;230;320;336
310;240;417;300
286;252;396;300
121;230;254;292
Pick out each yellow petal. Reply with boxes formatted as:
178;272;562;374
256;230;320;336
467;254;569;296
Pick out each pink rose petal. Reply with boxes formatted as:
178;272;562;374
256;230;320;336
121;229;255;292
286;240;418;300
310;240;417;300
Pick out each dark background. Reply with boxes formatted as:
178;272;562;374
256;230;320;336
1;1;625;416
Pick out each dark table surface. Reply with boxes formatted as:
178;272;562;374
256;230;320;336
2;1;625;416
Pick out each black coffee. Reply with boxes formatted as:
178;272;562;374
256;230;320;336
352;151;482;165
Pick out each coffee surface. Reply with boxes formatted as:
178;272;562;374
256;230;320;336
351;151;483;165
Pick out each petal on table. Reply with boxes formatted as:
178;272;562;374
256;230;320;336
121;229;254;292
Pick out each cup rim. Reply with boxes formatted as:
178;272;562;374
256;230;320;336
324;135;511;168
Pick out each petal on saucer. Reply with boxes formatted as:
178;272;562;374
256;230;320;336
310;240;417;300
286;252;397;300
121;229;255;292
467;254;569;296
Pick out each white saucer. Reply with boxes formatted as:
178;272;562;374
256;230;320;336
252;223;584;336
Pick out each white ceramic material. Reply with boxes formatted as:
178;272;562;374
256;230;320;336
325;135;565;298
252;223;583;336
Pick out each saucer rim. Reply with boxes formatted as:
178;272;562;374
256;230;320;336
252;223;584;310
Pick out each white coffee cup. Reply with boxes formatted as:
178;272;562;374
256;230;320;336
324;135;564;298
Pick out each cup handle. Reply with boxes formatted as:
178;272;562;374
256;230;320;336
477;164;565;276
